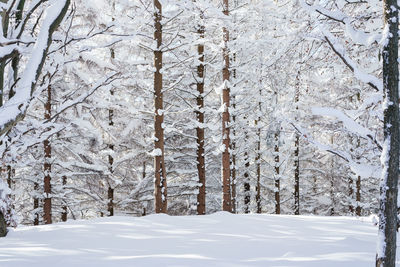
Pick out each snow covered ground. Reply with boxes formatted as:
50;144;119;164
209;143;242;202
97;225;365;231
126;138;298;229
0;212;397;267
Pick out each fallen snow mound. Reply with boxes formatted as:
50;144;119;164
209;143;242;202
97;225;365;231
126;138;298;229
0;212;396;267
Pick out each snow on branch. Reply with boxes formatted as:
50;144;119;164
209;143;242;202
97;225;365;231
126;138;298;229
289;122;351;162
323;31;381;92
289;122;380;178
299;0;381;46
0;0;70;138
311;106;382;150
45;72;120;123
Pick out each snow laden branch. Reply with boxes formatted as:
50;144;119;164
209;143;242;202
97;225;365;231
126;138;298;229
299;0;381;46
0;0;70;137
323;31;381;92
299;0;382;92
289;122;380;178
311;106;382;150
45;72;121;123
289;122;351;162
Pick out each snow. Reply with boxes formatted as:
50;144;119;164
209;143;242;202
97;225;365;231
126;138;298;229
311;107;374;140
149;148;162;156
1;212;396;267
0;0;68;133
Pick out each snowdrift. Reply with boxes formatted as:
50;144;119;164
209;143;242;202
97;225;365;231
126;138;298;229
0;212;396;266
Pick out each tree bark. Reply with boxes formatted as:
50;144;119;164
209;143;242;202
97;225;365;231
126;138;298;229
43;85;52;224
222;0;231;212
230;105;236;213
255;88;262;214
356;175;361;216
196;15;206;215
0;0;70;138
243;119;250;213
108;44;115;217
294;134;300;215
349;176;354;213
0;211;6;237
294;71;300;215
108;186;114;216
34;182;39;225
376;1;399;260
61;176;67;222
244;150;250;214
274;131;280;214
154;0;167;213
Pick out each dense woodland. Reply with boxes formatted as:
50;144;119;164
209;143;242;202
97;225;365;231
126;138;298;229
0;0;398;265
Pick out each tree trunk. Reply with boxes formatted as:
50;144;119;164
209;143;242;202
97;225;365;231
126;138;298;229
349;176;354;213
107;140;114;216
108;88;114;216
196;15;206;215
154;0;167;213
255;88;262;214
230;96;236;213
294;134;300;215
108;27;116;216
356;175;361;216
0;5;9;106
274;131;280;214
376;5;399;261
244;151;250;214
34;182;39;225
222;0;231;212
0;212;6;237
43;85;52;224
61;176;67;222
108;186;114;216
294;71;300;215
9;0;25;99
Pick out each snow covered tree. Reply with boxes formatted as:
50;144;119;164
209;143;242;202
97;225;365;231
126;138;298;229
376;0;399;264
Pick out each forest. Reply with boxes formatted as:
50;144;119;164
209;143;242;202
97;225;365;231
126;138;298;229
0;0;398;266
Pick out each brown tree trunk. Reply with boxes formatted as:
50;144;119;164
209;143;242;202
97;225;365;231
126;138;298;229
33;181;39;225
274;131;280;214
154;0;167;213
196;17;206;215
61;176;67;222
222;0;231;212
349;177;354;213
356;175;361;216
43;85;52;224
108;186;114;216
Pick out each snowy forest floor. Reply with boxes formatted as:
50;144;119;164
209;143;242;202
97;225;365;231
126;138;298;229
0;212;397;267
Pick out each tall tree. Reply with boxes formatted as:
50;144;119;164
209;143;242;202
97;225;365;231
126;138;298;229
294;71;300;215
274;130;280;214
154;0;167;213
222;0;232;212
196;10;206;215
376;0;399;263
43;84;52;224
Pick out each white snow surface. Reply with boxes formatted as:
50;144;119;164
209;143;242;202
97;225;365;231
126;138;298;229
1;212;398;267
